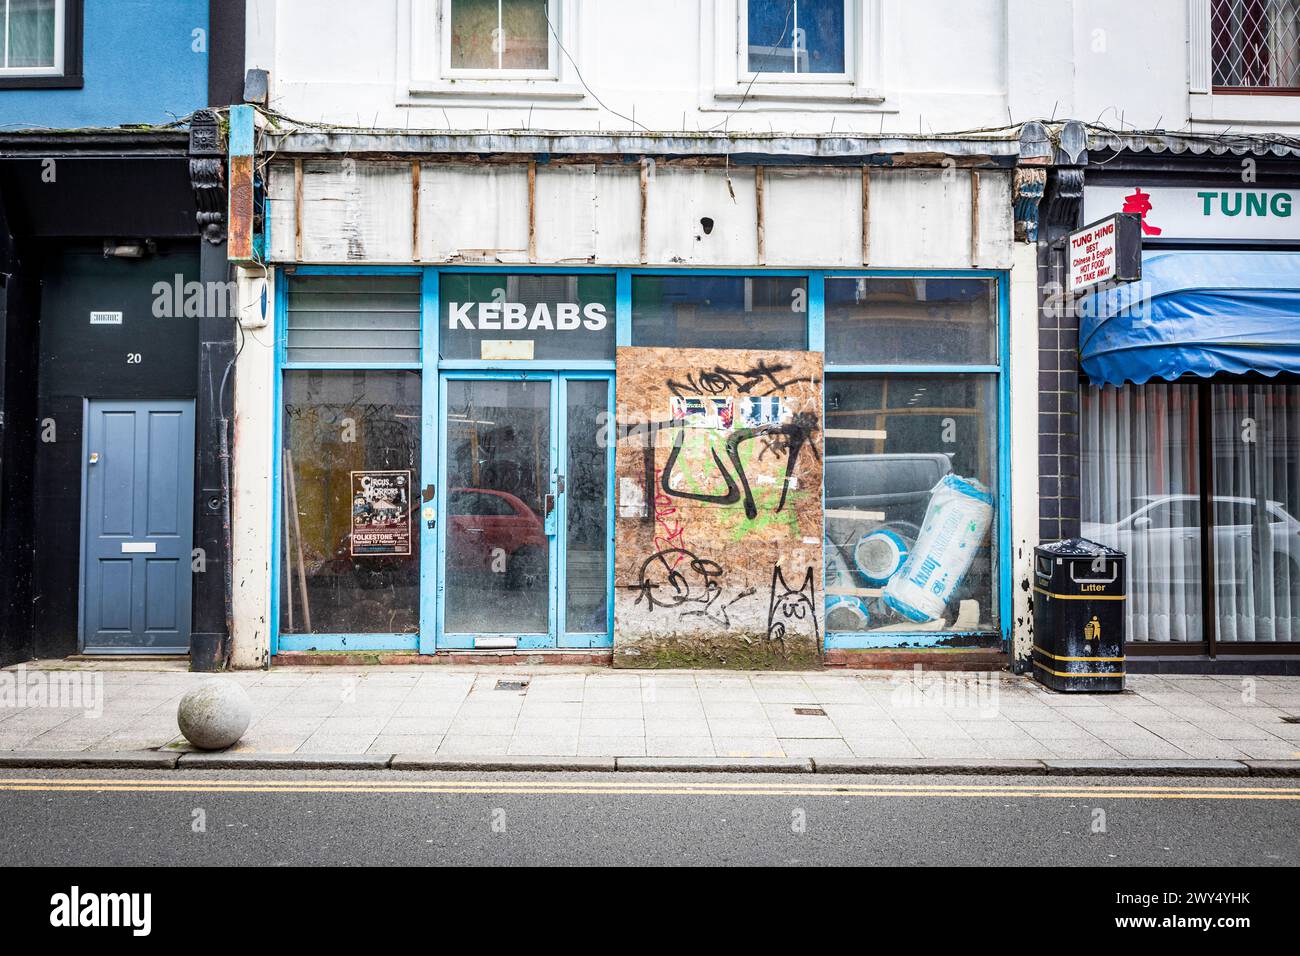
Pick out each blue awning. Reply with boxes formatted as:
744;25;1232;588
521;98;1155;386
1078;252;1300;386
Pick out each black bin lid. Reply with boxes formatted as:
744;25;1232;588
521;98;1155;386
1036;537;1124;558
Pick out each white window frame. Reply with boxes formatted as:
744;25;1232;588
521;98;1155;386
0;0;65;77
1187;0;1300;125
440;0;559;81
401;0;589;104
738;0;854;84
704;0;893;108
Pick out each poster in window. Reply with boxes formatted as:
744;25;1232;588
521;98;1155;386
350;470;412;557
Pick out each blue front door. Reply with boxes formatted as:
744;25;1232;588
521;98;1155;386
436;373;612;650
81;400;195;653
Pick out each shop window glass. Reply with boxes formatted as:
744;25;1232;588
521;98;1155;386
449;0;551;71
825;277;997;365
631;275;808;350
280;370;421;636
1083;381;1300;645
286;275;421;365
823;373;998;634
1210;382;1300;642
439;273;615;361
1080;384;1203;643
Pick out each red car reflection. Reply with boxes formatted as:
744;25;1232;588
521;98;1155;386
447;487;548;588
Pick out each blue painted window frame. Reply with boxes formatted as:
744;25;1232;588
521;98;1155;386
271;265;1011;656
818;269;1012;651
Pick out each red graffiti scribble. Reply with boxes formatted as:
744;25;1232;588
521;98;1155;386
1122;187;1162;237
653;468;687;566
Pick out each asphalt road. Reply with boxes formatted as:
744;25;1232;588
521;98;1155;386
1;769;1297;866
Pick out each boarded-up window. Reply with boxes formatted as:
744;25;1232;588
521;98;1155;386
286;276;421;365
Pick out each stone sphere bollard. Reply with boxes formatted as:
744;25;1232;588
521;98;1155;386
177;678;252;750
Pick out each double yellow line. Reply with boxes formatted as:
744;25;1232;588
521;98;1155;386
1;777;1298;801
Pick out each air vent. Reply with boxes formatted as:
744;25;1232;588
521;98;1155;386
286;275;420;364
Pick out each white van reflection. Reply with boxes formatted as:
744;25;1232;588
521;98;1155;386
1080;494;1300;599
824;452;953;541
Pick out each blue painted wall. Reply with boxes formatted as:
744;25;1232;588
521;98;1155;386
1;0;208;130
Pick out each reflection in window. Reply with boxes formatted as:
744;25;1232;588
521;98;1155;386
825;277;997;366
1081;384;1203;643
1210;382;1300;642
746;0;847;75
631;275;808;350
280;371;421;636
565;379;609;633
444;378;551;634
450;0;551;71
823;374;998;635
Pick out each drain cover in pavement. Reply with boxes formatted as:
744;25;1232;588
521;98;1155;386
794;707;826;716
496;679;529;691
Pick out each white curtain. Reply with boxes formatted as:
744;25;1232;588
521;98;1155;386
1211;383;1300;643
1080;384;1203;642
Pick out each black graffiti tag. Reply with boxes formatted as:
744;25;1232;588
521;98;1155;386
628;547;755;627
666;361;802;399
660;412;820;520
627;548;723;611
766;565;819;649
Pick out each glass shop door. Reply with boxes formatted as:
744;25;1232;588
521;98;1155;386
437;373;612;649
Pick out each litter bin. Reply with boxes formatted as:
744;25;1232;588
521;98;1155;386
1031;538;1126;693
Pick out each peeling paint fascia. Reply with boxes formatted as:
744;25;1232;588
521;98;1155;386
263;129;1025;165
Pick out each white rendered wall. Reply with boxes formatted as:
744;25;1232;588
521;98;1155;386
230;265;276;669
248;0;1300;140
1009;241;1040;662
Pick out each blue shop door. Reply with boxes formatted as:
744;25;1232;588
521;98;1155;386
81;400;195;653
436;374;612;650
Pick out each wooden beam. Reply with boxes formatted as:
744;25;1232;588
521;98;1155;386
293;158;304;262
639;158;649;265
411;161;422;261
527;158;537;262
861;166;871;265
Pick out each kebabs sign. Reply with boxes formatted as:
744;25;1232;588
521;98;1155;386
1067;212;1142;294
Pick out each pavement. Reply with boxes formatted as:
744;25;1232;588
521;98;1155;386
1;662;1299;773
2;768;1296;865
